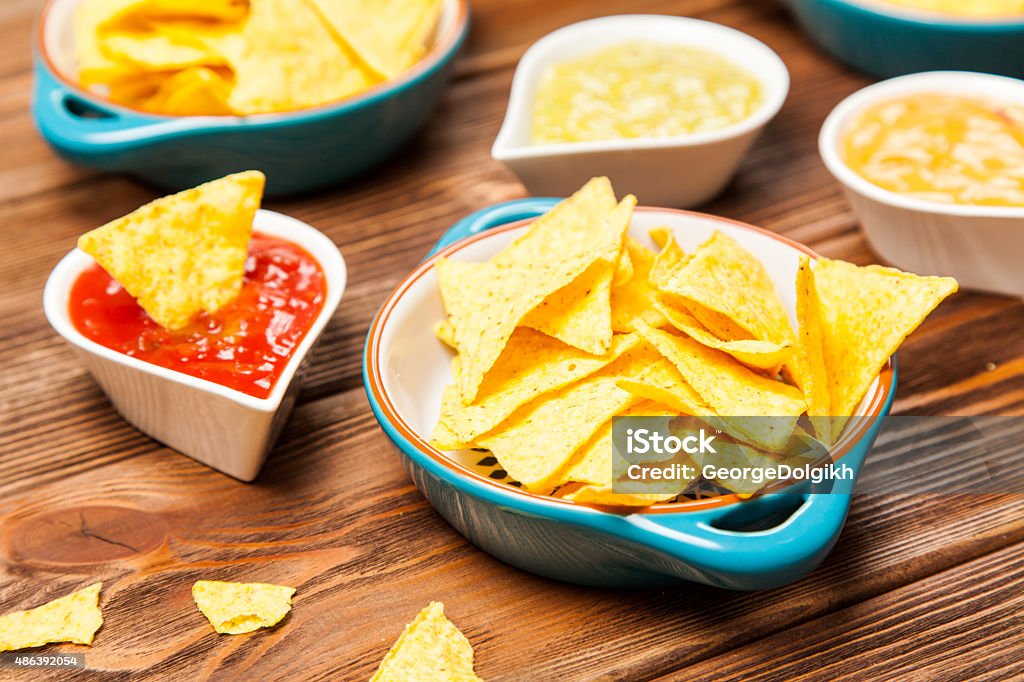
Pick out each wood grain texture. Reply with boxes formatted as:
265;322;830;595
1;0;1022;679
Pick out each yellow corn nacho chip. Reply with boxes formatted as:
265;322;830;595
653;296;792;371
371;602;481;682
192;580;295;635
438;332;642;444
637;323;805;450
614;245;634;286
307;0;444;80
815;259;957;418
654;232;796;350
434;319;457;349
0;583;103;651
615;358;711;417
476;346;656;492
143;66;234;115
78;171;264;330
559;401;681;490
520;195;636;353
793;256;832;441
611;238;667;333
648;226;672;249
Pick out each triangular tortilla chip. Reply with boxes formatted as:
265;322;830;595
815;259;957;418
615;359;711;417
437;332;642;444
653;296;792;371
307;0;444;80
519;194;636;353
476;346;657;492
793;256;832;441
371;602;481;682
192;580;294;635
440;179;623;403
0;583;103;651
637;323;805;451
78;171;264;330
653;232;796;350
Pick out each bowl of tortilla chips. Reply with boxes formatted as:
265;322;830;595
32;0;469;196
364;178;957;589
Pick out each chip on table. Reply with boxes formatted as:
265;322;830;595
0;583;103;651
371;602;482;682
192;580;295;635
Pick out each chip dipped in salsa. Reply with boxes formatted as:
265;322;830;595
69;233;326;399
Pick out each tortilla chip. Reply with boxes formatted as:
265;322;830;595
815;259;957;418
793;256;831;441
648;234;688;288
192;580;295;635
371;602;481;682
440;180;623;403
190;0;381;114
429;418;473;451
611;238;667;333
308;0;444;80
637;323;805;450
438;332;642;444
476;346;656;492
142;66;234;115
520;195;636;354
78;171;264;330
614;246;634;286
559;401;680;489
653;296;792;371
648;226;672;249
654;232;795;350
615;359;711;417
0;583;103;651
434;319;457;349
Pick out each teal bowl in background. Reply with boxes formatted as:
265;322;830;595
363;198;898;590
31;0;469;197
782;0;1024;78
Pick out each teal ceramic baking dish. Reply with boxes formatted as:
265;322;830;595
363;198;897;590
31;0;469;197
783;0;1024;78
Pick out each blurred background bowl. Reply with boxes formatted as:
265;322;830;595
782;0;1024;78
32;0;470;197
819;70;1024;297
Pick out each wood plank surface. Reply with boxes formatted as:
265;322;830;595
1;0;1022;679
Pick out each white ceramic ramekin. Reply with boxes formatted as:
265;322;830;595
491;15;790;208
820;71;1024;298
43;210;347;480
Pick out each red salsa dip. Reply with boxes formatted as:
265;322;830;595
69;233;326;399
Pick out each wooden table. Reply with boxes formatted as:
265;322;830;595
2;0;1022;679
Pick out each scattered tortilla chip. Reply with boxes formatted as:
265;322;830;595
307;0;444;80
78;171;264;330
611;238;667;333
192;580;295;635
653;296;792;371
815;259;957;418
654;232;796;352
520;195;636;353
637;323;805;450
371;602;481;682
438;332;642;444
476;347;656;492
0;583;103;652
793;256;832;441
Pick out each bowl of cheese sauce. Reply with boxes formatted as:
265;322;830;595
492;15;789;208
821;71;1024;297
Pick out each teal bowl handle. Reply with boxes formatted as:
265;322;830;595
427;197;561;257
32;62;211;153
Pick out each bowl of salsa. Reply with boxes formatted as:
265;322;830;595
44;209;347;480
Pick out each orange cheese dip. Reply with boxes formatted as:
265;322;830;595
842;93;1024;207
